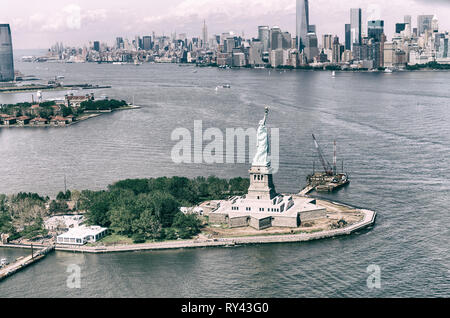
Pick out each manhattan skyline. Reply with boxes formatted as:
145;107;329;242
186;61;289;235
2;0;450;49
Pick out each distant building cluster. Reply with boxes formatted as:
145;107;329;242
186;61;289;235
22;2;450;71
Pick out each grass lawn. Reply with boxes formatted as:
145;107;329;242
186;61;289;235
96;234;134;246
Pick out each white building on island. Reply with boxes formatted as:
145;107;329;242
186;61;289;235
209;107;327;230
57;226;108;245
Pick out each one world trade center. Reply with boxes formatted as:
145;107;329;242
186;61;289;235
296;0;309;52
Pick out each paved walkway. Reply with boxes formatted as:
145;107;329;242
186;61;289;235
54;209;376;254
1;209;376;255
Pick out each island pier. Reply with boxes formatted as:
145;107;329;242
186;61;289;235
0;245;55;282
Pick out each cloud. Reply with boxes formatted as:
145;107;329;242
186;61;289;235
414;0;449;3
143;0;294;25
63;4;82;30
7;0;450;49
11;4;110;34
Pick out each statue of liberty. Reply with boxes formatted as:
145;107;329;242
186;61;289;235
252;107;271;167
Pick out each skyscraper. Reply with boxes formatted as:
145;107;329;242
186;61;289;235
350;8;362;50
345;24;351;50
202;20;208;48
142;36;152;51
396;23;407;34
270;26;283;50
258;26;270;52
304;33;318;62
368;20;384;42
404;15;412;26
332;36;344;63
116;37;124;49
417;15;434;35
0;24;14;82
323;34;333;50
296;0;309;52
282;32;292;49
93;41;100;52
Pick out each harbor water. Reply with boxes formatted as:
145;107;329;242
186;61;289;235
0;52;449;297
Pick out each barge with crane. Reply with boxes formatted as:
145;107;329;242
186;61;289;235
303;135;350;194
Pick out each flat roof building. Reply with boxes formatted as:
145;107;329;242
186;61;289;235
57;226;108;245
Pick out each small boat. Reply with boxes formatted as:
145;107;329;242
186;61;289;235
331;71;336;77
222;84;231;89
384;68;393;73
1;258;9;267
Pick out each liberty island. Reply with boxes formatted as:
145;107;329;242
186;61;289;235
0;106;376;269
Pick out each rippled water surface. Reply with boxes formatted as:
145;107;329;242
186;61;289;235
0;55;449;297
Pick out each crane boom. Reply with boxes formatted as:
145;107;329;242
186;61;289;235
312;134;333;176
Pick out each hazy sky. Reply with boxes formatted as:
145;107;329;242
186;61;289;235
2;0;449;49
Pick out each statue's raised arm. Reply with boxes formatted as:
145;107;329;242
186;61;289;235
262;106;269;125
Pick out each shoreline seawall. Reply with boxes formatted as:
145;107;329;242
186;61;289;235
1;208;376;255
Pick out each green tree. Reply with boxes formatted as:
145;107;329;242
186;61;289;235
132;209;162;240
206;176;229;199
0;210;14;234
109;179;150;195
147;191;180;228
109;205;138;235
173;213;202;239
81;190;112;227
21;218;48;240
61;106;73;117
38;108;54;119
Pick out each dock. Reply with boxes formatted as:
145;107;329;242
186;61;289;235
299;185;314;196
0;245;55;282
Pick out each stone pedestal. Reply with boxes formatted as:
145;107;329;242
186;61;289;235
247;165;278;201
